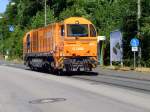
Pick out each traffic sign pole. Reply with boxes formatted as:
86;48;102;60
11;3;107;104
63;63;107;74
138;47;141;67
134;51;136;69
130;38;140;69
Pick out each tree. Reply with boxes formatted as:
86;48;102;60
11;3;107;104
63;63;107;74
31;8;55;28
0;0;150;66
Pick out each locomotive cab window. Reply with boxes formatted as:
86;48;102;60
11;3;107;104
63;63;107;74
61;25;64;36
26;34;30;49
67;24;88;37
90;24;96;37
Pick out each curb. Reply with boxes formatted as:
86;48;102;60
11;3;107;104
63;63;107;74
99;66;150;73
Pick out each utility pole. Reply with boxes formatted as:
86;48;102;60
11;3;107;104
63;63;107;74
137;0;141;67
137;0;141;33
45;0;47;26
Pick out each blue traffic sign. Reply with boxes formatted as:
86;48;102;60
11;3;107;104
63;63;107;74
9;25;14;32
130;38;140;47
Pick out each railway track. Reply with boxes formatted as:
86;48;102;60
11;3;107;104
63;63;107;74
1;60;150;93
70;72;150;93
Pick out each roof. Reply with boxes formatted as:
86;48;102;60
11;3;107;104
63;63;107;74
63;17;92;24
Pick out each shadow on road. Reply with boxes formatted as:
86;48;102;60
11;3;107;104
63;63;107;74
25;68;98;76
63;71;98;76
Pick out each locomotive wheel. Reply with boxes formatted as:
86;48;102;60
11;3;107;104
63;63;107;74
89;64;92;71
56;69;64;76
89;67;92;71
50;67;56;74
30;66;37;71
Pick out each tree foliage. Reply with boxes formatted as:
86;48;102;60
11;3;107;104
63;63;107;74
0;0;150;66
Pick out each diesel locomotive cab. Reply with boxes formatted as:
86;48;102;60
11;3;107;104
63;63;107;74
63;23;97;57
23;17;98;73
62;18;98;71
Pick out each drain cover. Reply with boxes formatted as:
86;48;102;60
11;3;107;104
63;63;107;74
29;98;66;104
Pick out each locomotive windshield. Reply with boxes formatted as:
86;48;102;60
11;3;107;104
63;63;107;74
90;24;96;37
67;24;88;37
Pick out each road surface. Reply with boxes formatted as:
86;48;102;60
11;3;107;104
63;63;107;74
0;65;150;112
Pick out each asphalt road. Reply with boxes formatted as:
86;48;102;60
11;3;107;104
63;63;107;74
1;60;150;91
0;65;150;112
5;61;150;92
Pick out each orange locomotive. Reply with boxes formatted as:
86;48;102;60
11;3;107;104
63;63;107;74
23;17;98;74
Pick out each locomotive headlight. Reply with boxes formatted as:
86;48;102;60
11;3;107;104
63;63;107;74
89;43;95;46
75;20;79;24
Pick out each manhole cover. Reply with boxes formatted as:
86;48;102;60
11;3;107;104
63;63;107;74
29;98;66;104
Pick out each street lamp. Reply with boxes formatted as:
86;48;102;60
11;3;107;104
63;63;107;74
10;2;16;6
0;16;4;57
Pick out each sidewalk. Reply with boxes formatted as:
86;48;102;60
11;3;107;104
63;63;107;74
95;66;150;81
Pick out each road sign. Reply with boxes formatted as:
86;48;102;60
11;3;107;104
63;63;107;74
132;47;138;52
130;38;140;70
130;38;140;47
9;25;14;32
97;36;106;42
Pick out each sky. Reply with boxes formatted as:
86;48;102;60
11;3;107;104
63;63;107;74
0;0;9;13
